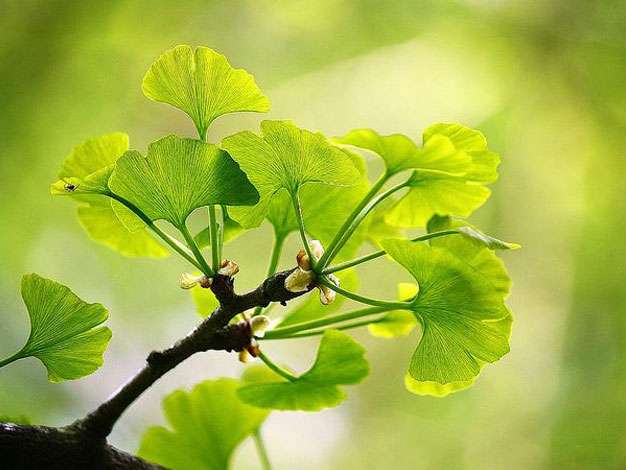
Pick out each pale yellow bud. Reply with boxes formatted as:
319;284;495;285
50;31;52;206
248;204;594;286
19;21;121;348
179;273;211;290
218;259;239;277
250;315;271;337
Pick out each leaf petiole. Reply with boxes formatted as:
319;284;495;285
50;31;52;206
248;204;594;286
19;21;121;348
179;224;214;277
291;192;315;269
208;205;221;272
318;276;411;310
322;229;461;274
253;429;272;470
264;306;389;338
258;351;298;382
265;318;386;340
317;170;389;269
107;192;204;271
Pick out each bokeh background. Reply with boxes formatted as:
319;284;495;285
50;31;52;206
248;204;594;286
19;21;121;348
1;0;625;468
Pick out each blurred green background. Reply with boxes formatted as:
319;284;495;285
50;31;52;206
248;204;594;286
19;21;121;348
1;0;625;468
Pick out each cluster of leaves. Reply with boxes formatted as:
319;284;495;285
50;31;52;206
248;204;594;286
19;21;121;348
0;45;519;469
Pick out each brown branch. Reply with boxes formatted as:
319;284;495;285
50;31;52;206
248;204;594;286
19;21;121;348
0;267;312;469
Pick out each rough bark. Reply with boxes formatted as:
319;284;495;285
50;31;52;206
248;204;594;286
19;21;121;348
0;268;311;469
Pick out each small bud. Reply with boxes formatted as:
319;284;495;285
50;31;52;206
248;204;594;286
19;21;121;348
179;272;211;290
247;341;260;358
309;239;324;261
250;315;271;337
285;267;315;292
238;349;249;363
296;249;311;270
319;273;339;305
218;259;239;277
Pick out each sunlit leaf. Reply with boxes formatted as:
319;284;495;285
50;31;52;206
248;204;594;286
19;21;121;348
404;309;512;397
384;123;500;227
0;274;111;382
223;120;360;229
365;197;404;248
381;240;510;389
368;283;418;338
336;128;472;176
427;215;514;298
51;133;168;258
109;135;259;228
238;330;368;411
278;270;359;327
138;378;269;470
51;132;129;196
142;45;270;137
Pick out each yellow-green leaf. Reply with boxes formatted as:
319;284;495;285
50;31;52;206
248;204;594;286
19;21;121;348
142;45;270;137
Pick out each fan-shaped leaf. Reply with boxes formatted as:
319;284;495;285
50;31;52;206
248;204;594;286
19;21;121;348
368;283;418;338
142;45;270;137
0;274;111;382
109;135;259;228
138;378;269;470
222;120;360;229
238;330;368;411
381;240;510;390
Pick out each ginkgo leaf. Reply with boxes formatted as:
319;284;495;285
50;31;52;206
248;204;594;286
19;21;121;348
404;310;512;397
383;123;500;227
0;274;111;382
223;120;360;229
138;378;269;470
278;270;359;327
381;240;510;387
427;215;514;298
336;128;471;176
368;283;418;338
51;133;168;258
238;330;368;411
51;132;129;196
109;135;259;228
142;45;270;137
77;198;169;258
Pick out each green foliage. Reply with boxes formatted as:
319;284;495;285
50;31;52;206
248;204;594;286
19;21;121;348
51;133;168;258
0;415;30;425
381;239;510;391
109;135;258;228
368;283;418;338
142;45;270;138
0;274;111;382
138;378;269;470
238;330;369;411
222;120;360;228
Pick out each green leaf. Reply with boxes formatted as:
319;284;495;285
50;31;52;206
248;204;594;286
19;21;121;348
238;330;368;411
223;120;360;229
263;148;370;258
383;123;500;227
427;215;514;298
404;309;512;397
109;135;259;228
381;240;510;390
0;274;111;382
142;45;270;137
336;128;472;176
278;270;359;327
51;134;168;258
77;197;169;258
138;378;269;470
368;283;418;338
51;132;129;196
